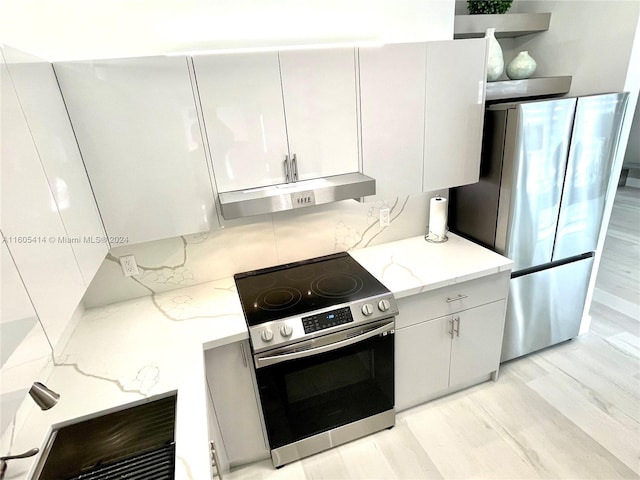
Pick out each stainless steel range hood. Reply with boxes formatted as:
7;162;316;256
218;172;375;220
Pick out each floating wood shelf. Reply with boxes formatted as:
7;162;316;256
486;76;572;102
454;12;551;39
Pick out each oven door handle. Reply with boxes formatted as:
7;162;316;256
254;321;394;368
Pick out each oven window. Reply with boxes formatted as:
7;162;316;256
285;351;373;403
256;332;393;449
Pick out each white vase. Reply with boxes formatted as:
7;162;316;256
506;51;537;80
485;28;504;82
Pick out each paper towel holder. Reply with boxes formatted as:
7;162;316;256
425;195;449;243
424;227;448;243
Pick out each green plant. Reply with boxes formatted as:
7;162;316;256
467;0;513;14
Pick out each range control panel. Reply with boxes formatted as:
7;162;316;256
302;307;353;334
248;294;399;353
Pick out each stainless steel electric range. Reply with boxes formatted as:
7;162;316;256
234;252;398;467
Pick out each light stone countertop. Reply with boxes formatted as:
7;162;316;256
350;233;514;298
7;233;512;479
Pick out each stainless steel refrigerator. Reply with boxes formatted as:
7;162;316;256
450;92;629;362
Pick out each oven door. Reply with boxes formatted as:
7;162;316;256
253;318;394;458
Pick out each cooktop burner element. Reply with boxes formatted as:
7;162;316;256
234;252;398;353
256;287;303;311
311;273;363;298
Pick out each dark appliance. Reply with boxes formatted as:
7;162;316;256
234;252;397;467
32;393;176;479
450;92;629;362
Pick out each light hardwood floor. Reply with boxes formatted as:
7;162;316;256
226;187;640;480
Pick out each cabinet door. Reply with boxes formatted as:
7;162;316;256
359;43;426;201
279;48;359;181
424;39;487;191
204;341;269;467
54;56;217;246
3;46;107;286
193;53;289;192
1;240;52;439
449;300;506;387
395;316;451;412
1;58;85;349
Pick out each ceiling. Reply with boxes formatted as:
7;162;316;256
0;0;452;61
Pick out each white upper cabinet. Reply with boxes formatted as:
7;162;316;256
2;46;107;286
423;38;487;191
193;48;359;193
1;57;86;348
359;43;427;200
359;39;487;200
54;56;218;246
279;48;359;182
193;52;289;192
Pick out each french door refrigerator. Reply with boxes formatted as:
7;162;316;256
450;92;629;362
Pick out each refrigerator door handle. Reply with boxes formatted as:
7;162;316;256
511;252;594;279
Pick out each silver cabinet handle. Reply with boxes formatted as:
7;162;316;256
240;342;248;368
283;155;291;183
209;441;223;479
454;316;460;337
291;153;298;182
448;318;454;339
446;294;468;303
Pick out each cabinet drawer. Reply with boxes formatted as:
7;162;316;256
396;272;509;329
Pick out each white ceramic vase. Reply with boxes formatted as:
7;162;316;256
506;51;537;80
485;28;504;82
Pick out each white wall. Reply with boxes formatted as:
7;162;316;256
506;0;640;97
0;0;454;61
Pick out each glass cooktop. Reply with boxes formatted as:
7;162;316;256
234;252;390;327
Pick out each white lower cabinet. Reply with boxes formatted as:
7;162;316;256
449;301;506;386
204;340;269;471
396;315;451;408
395;272;509;412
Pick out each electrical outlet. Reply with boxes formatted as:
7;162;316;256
119;255;139;277
379;208;391;227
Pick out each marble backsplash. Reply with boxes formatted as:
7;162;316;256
83;191;446;308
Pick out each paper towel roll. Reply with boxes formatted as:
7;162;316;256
427;196;448;242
